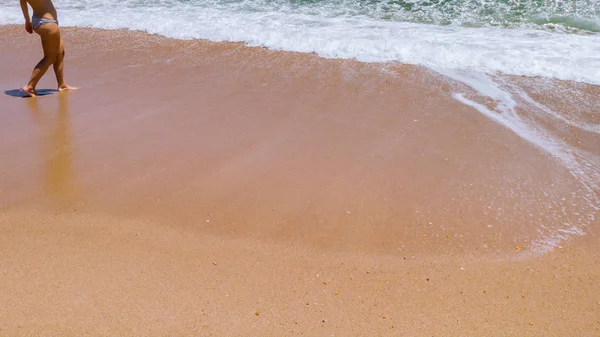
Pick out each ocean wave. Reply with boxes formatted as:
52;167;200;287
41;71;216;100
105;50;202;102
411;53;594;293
1;0;599;84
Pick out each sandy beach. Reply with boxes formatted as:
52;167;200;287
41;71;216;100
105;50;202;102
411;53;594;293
1;25;599;335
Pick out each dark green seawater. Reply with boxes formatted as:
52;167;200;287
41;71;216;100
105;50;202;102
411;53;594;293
194;0;600;33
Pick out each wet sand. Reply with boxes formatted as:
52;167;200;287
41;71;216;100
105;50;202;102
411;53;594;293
1;25;599;335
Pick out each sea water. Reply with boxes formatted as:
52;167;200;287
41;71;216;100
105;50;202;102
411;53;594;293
1;0;599;253
1;0;599;84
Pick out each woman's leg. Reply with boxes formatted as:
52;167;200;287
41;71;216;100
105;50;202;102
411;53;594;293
22;23;61;97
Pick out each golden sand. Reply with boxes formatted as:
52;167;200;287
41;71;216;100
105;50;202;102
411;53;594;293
1;25;599;335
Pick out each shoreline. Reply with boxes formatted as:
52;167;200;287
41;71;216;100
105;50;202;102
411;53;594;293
1;24;599;335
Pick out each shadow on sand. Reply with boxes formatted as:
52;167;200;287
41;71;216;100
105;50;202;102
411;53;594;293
4;89;57;98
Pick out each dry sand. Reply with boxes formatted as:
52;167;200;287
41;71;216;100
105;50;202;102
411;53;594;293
1;25;599;335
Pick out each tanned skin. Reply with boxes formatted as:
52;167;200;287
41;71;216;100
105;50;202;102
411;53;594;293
20;0;77;97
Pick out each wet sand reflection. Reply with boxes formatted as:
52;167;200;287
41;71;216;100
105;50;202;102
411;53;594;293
27;93;79;209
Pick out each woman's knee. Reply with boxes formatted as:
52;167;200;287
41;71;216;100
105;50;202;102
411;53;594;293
40;54;57;66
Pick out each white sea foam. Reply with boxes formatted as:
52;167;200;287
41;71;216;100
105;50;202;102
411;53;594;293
1;1;599;85
437;69;599;254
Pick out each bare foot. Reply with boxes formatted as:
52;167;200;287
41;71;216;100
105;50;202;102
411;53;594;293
58;85;78;92
21;86;37;97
